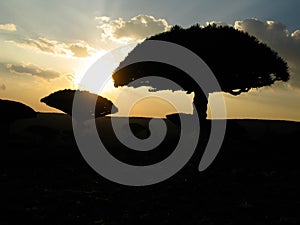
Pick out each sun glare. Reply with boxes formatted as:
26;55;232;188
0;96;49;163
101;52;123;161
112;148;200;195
73;50;108;88
129;96;178;118
73;43;137;98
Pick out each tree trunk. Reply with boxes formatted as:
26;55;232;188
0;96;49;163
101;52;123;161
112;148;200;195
193;91;208;120
188;91;211;171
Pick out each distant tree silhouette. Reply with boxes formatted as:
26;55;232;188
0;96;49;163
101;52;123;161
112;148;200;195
41;89;118;121
112;24;289;119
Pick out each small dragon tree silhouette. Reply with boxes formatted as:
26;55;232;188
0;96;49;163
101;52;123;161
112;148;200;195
41;89;118;121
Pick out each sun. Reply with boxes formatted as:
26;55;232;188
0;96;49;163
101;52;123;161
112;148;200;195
73;49;109;89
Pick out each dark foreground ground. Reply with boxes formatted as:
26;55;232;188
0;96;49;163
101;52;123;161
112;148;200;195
0;113;300;225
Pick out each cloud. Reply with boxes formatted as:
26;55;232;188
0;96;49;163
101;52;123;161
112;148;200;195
96;14;171;43
0;23;16;31
67;43;91;58
0;84;6;91
10;37;96;58
233;18;300;89
5;63;65;80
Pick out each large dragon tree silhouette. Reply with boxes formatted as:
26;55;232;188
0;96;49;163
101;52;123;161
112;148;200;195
41;89;118;121
112;24;289;119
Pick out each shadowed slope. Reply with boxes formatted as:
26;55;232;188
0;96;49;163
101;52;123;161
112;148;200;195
0;99;37;138
0;99;36;123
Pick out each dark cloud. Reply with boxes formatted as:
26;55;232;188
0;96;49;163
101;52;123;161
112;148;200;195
6;63;61;80
10;37;95;58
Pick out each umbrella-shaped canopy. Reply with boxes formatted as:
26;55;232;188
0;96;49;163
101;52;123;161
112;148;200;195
41;89;118;121
112;24;289;119
113;24;289;95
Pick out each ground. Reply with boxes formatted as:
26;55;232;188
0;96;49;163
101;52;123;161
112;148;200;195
0;113;299;225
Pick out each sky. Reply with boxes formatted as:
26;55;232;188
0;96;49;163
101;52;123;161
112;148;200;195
0;0;300;121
